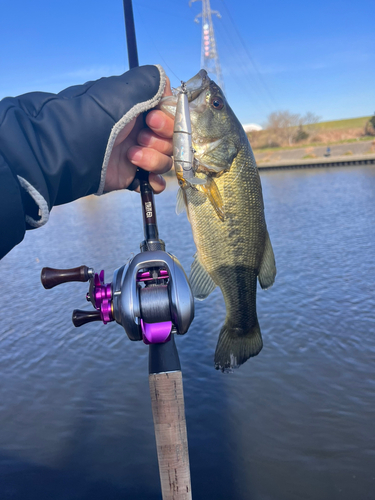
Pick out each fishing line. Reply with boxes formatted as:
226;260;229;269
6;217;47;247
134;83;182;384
215;20;273;116
215;13;269;108
217;24;268;103
156;55;182;84
132;2;182;85
137;0;193;21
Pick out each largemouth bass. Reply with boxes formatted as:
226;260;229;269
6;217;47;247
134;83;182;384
162;70;276;371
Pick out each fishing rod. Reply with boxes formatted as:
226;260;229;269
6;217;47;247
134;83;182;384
122;3;194;496
40;2;194;498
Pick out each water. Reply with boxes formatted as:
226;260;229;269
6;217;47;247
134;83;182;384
1;166;374;500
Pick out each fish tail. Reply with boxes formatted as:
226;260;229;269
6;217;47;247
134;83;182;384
214;321;263;372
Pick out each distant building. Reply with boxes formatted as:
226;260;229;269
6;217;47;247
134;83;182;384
242;123;263;133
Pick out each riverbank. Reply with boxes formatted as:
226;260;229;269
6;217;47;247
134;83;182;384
250;115;374;159
254;138;375;166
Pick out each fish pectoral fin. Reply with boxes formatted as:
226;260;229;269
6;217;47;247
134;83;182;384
189;254;217;300
176;187;187;215
198;177;225;221
195;139;237;173
258;230;276;290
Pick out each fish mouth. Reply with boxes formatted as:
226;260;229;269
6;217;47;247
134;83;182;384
174;69;211;102
160;70;211;117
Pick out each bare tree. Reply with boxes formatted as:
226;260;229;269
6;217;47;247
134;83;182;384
365;112;375;136
265;110;321;146
301;112;321;132
265;111;300;145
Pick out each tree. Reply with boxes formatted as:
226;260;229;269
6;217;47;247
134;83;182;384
265;110;321;146
265;111;300;146
301;112;321;135
365;112;375;136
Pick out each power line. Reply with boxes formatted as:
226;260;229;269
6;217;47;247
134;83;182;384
214;17;274;115
218;0;278;109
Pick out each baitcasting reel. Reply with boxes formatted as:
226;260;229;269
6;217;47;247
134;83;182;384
41;250;194;345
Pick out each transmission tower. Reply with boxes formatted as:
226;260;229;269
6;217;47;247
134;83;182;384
189;0;225;92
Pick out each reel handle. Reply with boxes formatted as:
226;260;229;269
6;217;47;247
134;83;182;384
41;266;91;289
72;309;102;327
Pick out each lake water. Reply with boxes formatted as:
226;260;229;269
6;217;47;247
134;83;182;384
1;165;374;500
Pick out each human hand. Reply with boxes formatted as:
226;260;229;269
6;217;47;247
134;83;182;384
104;76;174;194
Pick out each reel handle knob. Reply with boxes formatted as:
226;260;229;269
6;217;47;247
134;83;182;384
41;266;91;289
72;309;102;327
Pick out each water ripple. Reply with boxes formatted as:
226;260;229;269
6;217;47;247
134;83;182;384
0;166;375;499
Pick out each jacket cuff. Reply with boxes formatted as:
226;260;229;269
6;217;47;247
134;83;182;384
0;154;26;259
17;175;49;228
96;64;167;195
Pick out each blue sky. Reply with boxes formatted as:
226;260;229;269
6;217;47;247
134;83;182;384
1;0;374;125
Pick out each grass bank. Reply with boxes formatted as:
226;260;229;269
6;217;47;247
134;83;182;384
250;115;373;153
316;116;370;130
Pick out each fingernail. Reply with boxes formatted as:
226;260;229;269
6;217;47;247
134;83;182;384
128;147;143;163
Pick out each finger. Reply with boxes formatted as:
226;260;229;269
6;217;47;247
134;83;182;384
127;146;173;174
132;174;165;194
146;110;174;139
113;116;137;147
137;128;173;155
149;172;166;194
104;148;138;192
162;76;172;97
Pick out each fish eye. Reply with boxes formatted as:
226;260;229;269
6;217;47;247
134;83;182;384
211;97;224;110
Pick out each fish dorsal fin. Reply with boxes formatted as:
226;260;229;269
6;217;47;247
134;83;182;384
198;177;225;221
176;187;186;215
258;230;276;290
189;254;217;300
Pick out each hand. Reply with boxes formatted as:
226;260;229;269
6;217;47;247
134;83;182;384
104;76;174;194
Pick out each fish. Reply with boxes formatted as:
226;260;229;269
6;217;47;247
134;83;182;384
161;70;276;371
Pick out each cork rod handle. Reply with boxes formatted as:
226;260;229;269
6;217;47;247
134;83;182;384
149;371;192;500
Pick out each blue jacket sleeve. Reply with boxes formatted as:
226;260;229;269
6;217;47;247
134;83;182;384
0;64;166;259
